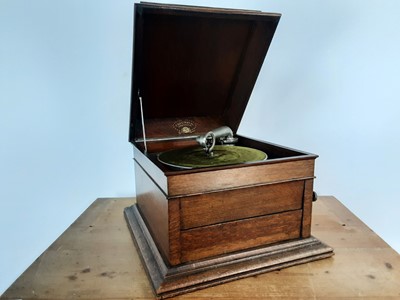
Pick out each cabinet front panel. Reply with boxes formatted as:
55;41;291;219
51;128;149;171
180;210;302;262
168;159;315;196
181;181;304;229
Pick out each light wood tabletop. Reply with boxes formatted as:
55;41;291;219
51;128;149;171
2;196;399;299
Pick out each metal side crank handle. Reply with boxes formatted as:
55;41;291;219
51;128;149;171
313;191;318;202
196;126;238;155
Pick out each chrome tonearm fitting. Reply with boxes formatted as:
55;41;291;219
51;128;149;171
196;126;238;156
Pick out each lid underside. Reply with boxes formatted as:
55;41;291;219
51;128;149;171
129;3;280;144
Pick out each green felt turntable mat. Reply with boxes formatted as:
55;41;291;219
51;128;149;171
158;145;267;169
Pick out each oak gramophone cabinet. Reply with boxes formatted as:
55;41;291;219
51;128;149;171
124;2;333;299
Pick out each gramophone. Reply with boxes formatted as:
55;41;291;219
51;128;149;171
124;2;333;299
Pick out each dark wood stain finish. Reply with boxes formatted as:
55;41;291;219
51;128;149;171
167;159;315;196
302;179;314;238
167;198;181;265
181;210;302;262
134;162;170;262
180;180;304;229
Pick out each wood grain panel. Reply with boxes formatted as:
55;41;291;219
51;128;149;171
135;162;170;263
181;210;302;262
301;179;314;238
168;159;315;196
181;180;304;229
167;198;181;265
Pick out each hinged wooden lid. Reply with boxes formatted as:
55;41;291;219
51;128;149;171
129;2;280;148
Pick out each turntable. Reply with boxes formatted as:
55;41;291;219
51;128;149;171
158;126;267;169
124;3;333;299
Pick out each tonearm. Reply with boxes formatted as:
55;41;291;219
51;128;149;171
135;125;238;155
196;126;238;156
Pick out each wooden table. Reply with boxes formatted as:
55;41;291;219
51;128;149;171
2;196;400;299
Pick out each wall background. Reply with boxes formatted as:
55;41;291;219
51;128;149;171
1;0;399;294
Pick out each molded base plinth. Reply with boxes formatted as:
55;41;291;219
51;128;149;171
124;204;334;299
